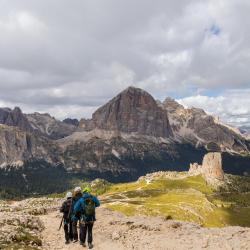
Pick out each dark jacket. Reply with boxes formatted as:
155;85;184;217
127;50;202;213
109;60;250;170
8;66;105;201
60;198;73;220
71;192;82;221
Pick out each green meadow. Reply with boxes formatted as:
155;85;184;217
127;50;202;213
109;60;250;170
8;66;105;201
99;175;250;227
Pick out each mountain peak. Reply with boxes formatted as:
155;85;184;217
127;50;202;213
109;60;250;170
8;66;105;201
0;106;33;132
92;87;173;137
123;86;150;94
13;106;22;113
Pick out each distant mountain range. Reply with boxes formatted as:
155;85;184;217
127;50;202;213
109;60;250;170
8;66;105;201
0;87;249;196
239;126;250;140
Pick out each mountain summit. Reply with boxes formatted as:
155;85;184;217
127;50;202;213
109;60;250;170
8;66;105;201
0;107;33;132
92;86;173;138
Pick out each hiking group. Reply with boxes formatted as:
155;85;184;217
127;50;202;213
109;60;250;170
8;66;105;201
60;186;100;249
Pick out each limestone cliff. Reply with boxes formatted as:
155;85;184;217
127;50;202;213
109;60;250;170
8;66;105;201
0;107;33;132
27;112;77;139
162;98;249;154
0;124;60;168
91;87;173;138
189;152;224;185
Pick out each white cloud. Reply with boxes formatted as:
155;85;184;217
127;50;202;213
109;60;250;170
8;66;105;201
178;89;250;127
0;0;249;124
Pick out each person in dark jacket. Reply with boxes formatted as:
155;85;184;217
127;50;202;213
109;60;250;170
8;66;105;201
74;187;100;249
71;186;83;242
60;192;73;244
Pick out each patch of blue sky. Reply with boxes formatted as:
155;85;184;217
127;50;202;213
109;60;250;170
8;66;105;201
201;88;224;97
210;24;221;36
165;86;224;100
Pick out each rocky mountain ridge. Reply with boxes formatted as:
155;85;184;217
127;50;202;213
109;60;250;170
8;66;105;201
162;97;248;153
27;112;77;140
0;124;61;168
239;125;250;140
0;107;33;132
0;87;249;189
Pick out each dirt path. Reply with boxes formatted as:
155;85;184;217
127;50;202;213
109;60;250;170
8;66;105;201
40;207;250;250
39;209;125;250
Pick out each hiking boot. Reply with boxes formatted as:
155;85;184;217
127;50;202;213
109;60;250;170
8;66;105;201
80;242;86;247
73;239;78;243
65;240;70;244
88;242;93;249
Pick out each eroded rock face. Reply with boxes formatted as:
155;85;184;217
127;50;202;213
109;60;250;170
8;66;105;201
63;118;79;127
189;162;202;175
202;152;224;181
92;87;173;138
162;98;249;153
27;112;77;139
189;152;224;184
0;125;60;168
0;107;33;132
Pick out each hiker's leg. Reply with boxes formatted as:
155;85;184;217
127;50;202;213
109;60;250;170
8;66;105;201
64;222;69;242
69;220;73;241
87;223;93;244
72;220;78;241
80;222;87;244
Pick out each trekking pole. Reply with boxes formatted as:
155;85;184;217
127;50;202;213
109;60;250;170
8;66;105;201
58;216;64;231
67;199;73;220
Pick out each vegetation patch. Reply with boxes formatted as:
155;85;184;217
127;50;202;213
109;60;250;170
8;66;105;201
101;174;250;227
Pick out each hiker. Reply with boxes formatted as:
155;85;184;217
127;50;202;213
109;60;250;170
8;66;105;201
71;186;83;242
74;187;100;249
60;192;73;244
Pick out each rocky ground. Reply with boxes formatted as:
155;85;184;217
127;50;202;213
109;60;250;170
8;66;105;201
0;198;250;250
0;198;60;250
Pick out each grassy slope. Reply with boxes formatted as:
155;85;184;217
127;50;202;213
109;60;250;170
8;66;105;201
100;175;250;227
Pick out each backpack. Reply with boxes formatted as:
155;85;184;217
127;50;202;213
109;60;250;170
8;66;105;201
63;199;72;219
84;196;95;217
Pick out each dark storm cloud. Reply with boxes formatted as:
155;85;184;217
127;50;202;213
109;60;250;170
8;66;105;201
0;0;249;124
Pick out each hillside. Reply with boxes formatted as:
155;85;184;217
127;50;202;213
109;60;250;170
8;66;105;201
99;172;250;228
0;172;250;249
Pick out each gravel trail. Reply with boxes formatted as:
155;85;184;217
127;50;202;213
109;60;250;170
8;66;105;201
40;207;250;250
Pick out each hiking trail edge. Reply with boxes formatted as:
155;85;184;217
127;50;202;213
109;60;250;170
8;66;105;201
39;207;250;250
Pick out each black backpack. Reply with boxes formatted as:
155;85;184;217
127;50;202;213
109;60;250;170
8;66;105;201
63;199;72;219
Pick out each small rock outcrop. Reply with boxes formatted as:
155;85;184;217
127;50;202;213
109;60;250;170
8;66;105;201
202;152;224;181
189;152;224;185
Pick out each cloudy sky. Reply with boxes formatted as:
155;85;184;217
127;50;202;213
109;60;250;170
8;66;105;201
0;0;249;127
